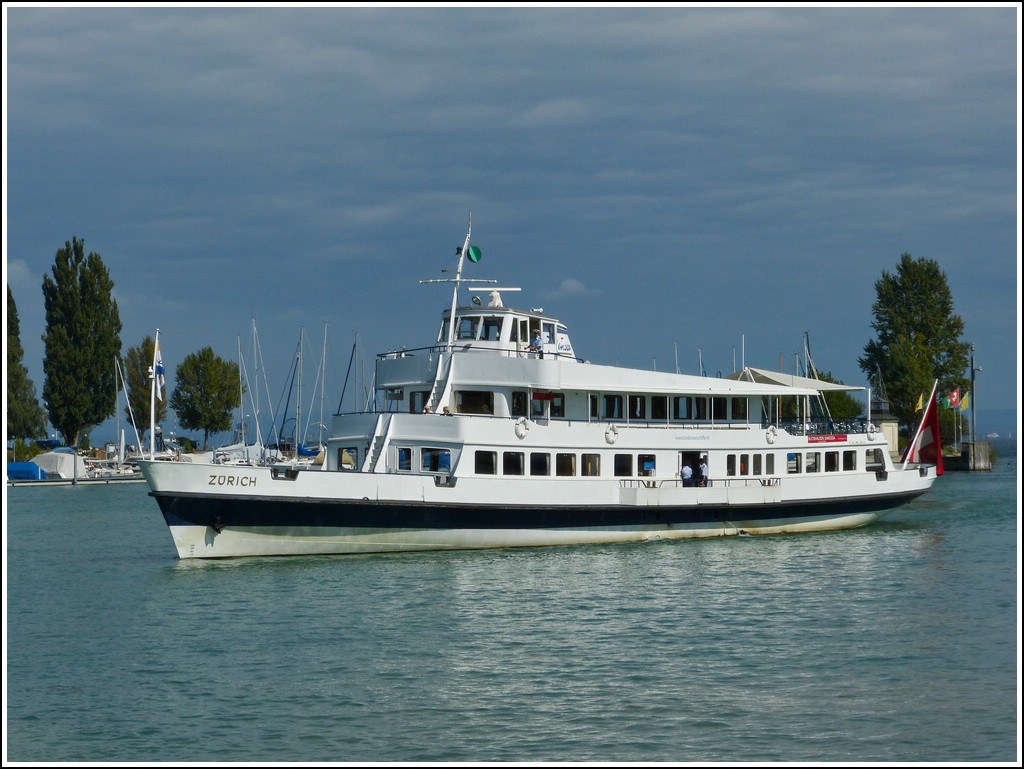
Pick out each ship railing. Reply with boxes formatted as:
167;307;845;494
377;344;585;363
770;417;874;436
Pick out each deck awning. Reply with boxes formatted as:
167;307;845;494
725;367;864;393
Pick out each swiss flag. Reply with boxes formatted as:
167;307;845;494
948;388;961;408
902;388;944;475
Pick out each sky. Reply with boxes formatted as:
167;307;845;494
4;4;1021;447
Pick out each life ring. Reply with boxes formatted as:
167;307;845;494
867;423;877;441
514;417;530;439
765;425;777;445
605;424;619;444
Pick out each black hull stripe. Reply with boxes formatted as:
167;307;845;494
153;491;926;530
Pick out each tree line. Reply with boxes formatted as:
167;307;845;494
7;238;973;455
7;237;241;453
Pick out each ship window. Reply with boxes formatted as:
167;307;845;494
556;453;576;476
843;450;856;471
542;322;555;344
787;452;802;474
481;317;502;341
614;454;633;477
339;447;359;471
475;450;497;475
590;394;599;418
603;395;623;419
825;451;839;472
582;453;600;477
456;390;494;414
673;396;692;420
530;452;550;476
396;447;411;472
740;454;750;476
753;454;762;476
651;396;668;420
421;447;451;473
731;397;747;421
511;391;528;417
629;395;645;420
639;454;656;477
766;454;775;474
693;398;708;420
410;391;430;414
865;448;885;471
726;454;737;476
456;316;480;340
503;451;524;475
712;397;727;420
386;387;404;401
551;393;565;418
806;452;820;472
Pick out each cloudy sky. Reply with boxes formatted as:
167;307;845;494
4;5;1019;445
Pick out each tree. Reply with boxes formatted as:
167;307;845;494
123;335;167;441
7;285;48;444
41;238;123;448
817;370;865;421
170;347;243;449
858;253;970;431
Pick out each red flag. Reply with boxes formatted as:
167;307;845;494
901;388;944;475
948;388;961;408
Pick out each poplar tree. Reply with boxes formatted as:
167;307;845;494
859;253;970;430
7;285;48;443
41;237;123;448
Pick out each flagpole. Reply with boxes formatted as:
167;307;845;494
150;329;160;460
902;378;938;469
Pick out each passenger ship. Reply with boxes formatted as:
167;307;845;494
140;224;941;559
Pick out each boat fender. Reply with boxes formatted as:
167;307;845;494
765;425;777;444
867;423;877;441
605;424;619;444
514;417;530;439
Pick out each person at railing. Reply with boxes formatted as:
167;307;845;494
529;329;544;353
681;462;695;487
698;456;709;487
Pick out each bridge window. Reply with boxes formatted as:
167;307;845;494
481;317;502;341
456;316;480;340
